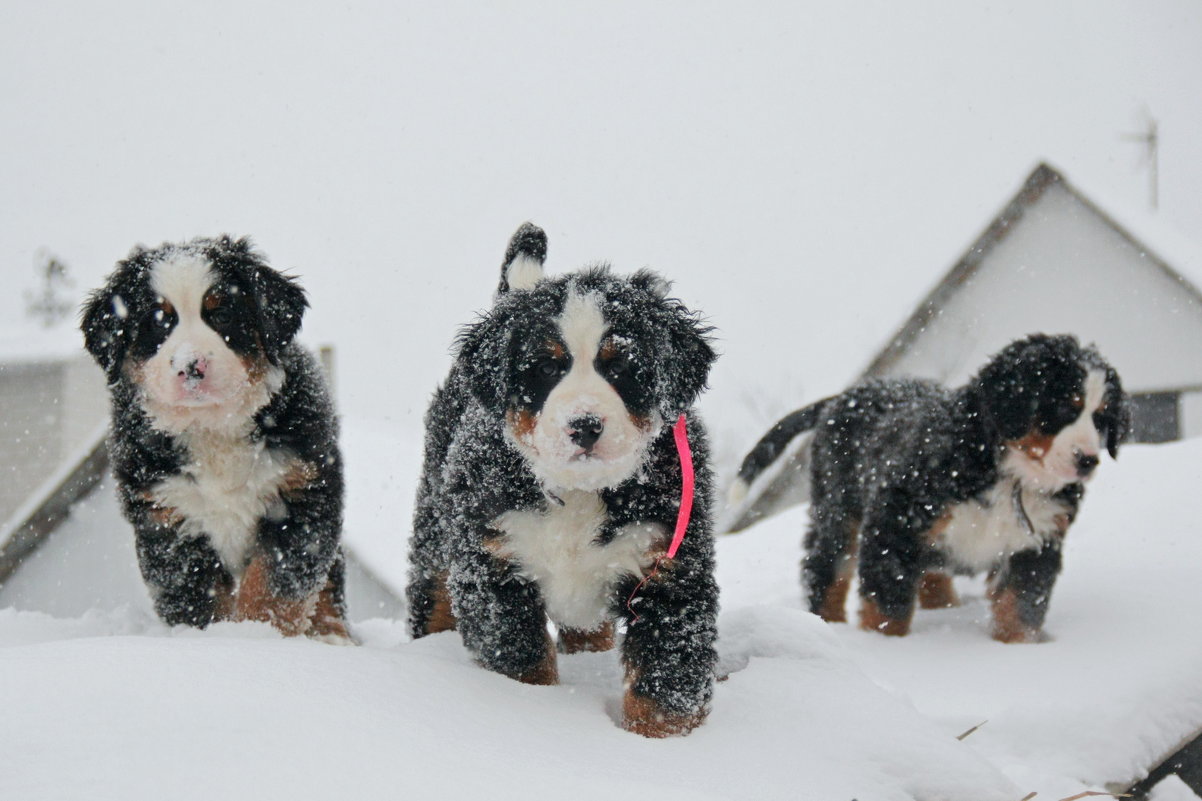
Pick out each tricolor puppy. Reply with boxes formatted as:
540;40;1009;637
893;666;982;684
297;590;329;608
81;235;349;640
407;223;718;737
733;334;1129;642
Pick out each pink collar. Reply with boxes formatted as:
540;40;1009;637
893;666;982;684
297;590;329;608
626;413;694;619
667;413;695;559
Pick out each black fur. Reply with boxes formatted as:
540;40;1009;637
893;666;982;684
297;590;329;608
81;236;344;631
736;333;1129;641
407;224;719;734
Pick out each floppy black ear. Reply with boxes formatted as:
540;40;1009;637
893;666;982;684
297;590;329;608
973;338;1044;441
207;235;308;364
455;306;513;413
80;252;145;382
253;264;308;362
1099;365;1131;458
633;270;716;415
81;283;129;382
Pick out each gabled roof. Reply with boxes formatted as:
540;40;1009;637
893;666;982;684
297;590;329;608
861;162;1202;380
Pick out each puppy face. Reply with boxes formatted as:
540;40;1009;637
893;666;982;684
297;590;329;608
82;236;307;434
461;268;714;492
976;334;1129;491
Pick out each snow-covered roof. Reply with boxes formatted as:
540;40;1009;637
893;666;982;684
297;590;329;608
865;162;1202;381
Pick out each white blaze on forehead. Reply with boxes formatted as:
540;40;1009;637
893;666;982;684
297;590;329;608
150;250;216;311
558;288;607;358
505;288;662;492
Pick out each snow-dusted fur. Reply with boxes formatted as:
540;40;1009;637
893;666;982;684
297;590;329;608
81;236;347;638
407;223;718;737
734;334;1130;643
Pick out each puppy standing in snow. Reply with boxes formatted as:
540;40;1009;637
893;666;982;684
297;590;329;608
732;334;1130;643
407;223;718;737
82;236;349;641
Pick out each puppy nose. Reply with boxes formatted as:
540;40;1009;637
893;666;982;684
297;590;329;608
567;414;604;450
180;357;207;381
1075;451;1099;477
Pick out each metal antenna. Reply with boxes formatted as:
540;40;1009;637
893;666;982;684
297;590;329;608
1122;115;1159;211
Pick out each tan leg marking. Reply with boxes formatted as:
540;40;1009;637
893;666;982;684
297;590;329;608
514;632;559;686
622;673;707;738
425;571;458;635
990;587;1039;644
859;597;913;637
816;520;859;623
817;575;852;623
308;571;353;643
232;555;312;637
558;621;615;654
917;571;960;609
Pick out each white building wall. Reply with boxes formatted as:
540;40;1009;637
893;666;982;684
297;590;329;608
0;477;404;623
1179;390;1202;440
0;363;66;524
882;182;1202;394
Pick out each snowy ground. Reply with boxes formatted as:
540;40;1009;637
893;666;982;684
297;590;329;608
4;4;1202;798
2;429;1200;800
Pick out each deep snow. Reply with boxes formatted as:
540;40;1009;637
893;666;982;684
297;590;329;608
1;434;1200;800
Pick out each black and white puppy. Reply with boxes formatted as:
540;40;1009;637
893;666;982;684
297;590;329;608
733;334;1129;642
81;235;349;641
407;223;718;737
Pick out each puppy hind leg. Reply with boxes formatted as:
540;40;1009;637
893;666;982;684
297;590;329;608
803;508;860;623
856;506;926;637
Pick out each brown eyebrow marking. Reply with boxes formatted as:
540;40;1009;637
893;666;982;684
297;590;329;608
545;339;566;360
203;290;224;311
157;298;176;316
599;338;622;361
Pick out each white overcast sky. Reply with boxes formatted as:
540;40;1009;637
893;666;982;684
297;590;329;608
3;1;1200;427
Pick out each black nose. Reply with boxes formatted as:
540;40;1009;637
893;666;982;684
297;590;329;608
1075;452;1099;476
181;360;205;381
567;415;604;450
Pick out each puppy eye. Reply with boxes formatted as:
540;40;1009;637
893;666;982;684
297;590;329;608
605;359;628;379
209;308;233;327
537;359;562;378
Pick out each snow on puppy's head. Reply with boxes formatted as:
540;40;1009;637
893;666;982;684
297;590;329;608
81;235;306;435
458;265;715;492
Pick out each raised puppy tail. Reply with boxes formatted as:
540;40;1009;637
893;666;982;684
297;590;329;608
497;222;548;296
728;400;827;506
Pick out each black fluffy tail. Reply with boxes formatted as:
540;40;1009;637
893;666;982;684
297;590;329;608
497;222;548;295
735;400;827;488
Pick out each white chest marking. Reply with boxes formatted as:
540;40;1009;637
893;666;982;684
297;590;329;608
491;491;665;630
150;429;298;574
939;480;1067;572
